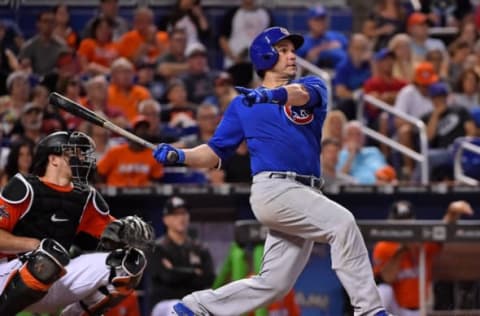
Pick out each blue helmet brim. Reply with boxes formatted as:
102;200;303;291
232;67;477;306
274;34;304;50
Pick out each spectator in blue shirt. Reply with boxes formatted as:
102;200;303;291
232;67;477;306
337;120;387;184
333;33;372;120
296;5;348;69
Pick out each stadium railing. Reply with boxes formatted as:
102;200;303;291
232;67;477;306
358;94;430;185
294;55;430;184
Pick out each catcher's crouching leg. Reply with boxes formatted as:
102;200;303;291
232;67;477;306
0;239;70;315
61;247;146;316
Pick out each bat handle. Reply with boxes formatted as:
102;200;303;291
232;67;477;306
167;150;179;163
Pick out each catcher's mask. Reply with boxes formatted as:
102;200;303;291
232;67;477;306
33;131;96;185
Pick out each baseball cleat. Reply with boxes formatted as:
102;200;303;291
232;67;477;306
173;302;195;316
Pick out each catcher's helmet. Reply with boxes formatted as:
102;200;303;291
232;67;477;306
249;27;304;71
33;131;96;185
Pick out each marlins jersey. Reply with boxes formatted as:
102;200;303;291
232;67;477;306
0;173;114;259
373;242;442;309
208;76;327;177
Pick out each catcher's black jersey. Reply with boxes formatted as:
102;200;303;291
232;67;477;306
0;173;112;254
11;175;89;249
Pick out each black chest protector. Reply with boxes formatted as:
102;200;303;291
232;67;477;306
12;175;91;250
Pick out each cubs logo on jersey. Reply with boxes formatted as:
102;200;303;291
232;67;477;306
283;105;314;125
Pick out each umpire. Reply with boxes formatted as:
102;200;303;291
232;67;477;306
147;196;215;316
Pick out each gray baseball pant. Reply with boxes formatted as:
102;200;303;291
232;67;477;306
182;172;383;316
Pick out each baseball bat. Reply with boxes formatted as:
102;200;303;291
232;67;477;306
48;92;179;163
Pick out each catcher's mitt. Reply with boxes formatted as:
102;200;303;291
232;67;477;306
99;215;155;251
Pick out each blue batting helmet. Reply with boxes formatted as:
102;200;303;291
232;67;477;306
249;27;304;71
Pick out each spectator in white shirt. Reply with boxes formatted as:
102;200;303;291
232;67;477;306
394;61;438;179
218;0;271;68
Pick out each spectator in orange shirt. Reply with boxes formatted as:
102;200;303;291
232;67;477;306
78;16;119;75
107;57;151;122
117;6;169;64
96;115;163;187
373;200;474;316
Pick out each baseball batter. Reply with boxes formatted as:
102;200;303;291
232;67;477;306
0;131;152;315
153;27;389;316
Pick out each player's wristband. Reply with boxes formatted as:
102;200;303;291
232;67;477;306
176;149;186;164
267;87;288;105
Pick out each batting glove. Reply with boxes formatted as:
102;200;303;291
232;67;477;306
153;143;185;164
235;86;287;106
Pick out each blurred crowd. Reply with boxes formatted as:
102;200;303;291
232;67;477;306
313;0;480;185
1;0;480;189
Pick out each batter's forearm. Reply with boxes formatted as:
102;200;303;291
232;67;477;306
184;144;221;169
285;84;310;106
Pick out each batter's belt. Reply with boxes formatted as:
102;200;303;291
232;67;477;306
267;172;324;189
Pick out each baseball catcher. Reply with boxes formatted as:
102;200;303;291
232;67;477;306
0;131;154;316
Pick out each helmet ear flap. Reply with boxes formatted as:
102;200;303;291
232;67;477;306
250;41;279;71
261;50;278;65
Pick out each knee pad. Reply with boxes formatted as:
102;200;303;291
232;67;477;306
0;239;70;315
25;238;70;284
77;248;146;316
106;247;146;293
0;269;47;315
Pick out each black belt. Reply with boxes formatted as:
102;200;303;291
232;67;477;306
268;172;324;188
